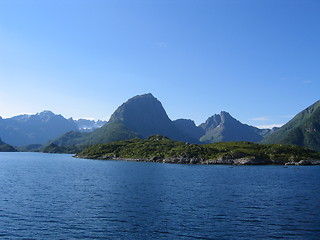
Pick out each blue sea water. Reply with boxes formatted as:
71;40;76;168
0;152;319;240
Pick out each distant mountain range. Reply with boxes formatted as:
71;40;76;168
74;119;106;132
0;111;106;146
1;94;319;152
50;93;275;148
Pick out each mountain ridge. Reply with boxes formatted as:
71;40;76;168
0;111;106;146
262;100;320;152
49;93;272;149
0;138;17;152
3;94;317;152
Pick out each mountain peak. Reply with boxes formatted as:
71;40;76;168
108;93;172;137
107;93;196;142
127;93;156;102
37;110;55;116
220;111;234;121
220;111;230;115
200;111;264;143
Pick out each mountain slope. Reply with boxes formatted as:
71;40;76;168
50;94;199;147
50;122;140;147
0;138;17;152
262;100;320;152
108;93;197;142
200;111;268;143
50;94;277;149
173;119;205;140
0;111;107;146
0;111;78;146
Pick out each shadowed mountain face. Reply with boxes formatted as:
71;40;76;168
199;111;268;143
173;119;205;140
108;93;197;142
262;100;320;152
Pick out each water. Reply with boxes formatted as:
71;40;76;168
0;152;319;240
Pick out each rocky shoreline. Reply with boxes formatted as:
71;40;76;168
75;155;320;166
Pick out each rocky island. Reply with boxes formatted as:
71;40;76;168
76;135;320;165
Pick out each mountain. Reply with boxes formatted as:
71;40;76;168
262;100;320;152
51;94;199;147
108;93;197;142
51;94;270;149
0;111;107;146
74;119;107;132
0;111;78;146
0;138;17;152
199;111;269;143
173;119;205;140
50;122;140;147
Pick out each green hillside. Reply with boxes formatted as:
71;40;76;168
262;100;320;152
76;135;320;165
50;122;139;148
0;138;17;152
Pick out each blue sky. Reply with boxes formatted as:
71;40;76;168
0;0;319;128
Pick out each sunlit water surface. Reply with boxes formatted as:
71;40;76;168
0;152;319;239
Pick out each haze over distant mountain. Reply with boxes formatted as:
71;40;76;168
0;111;105;146
0;111;78;146
74;119;107;132
262;100;320;152
0;138;17;152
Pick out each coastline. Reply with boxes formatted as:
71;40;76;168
75;155;320;166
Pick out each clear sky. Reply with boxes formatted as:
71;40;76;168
0;0;319;128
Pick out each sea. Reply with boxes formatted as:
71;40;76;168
0;152;319;240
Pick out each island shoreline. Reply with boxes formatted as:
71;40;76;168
74;155;320;166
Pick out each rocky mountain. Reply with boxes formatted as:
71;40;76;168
173;119;205;140
52;94;199;147
51;93;271;148
0;138;17;152
0;111;78;146
4;94;318;152
262;100;320;152
108;93;197;142
0;111;107;146
74;119;107;132
199;111;269;143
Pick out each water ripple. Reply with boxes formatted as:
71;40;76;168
0;153;320;240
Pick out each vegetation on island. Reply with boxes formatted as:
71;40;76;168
41;143;81;154
76;135;320;165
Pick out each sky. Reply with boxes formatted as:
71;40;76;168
0;0;319;128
